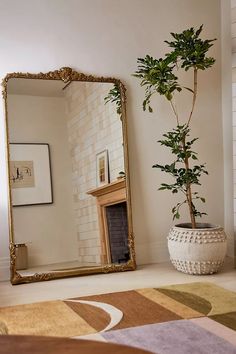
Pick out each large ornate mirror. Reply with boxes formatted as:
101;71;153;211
2;67;135;284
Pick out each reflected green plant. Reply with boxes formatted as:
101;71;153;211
104;83;122;116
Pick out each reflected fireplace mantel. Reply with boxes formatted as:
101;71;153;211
87;179;126;198
87;179;127;264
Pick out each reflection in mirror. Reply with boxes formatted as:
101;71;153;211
4;69;135;284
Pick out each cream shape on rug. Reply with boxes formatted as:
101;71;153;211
66;299;123;332
72;333;107;342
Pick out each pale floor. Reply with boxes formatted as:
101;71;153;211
0;259;235;307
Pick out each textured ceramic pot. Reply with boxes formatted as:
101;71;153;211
168;223;227;275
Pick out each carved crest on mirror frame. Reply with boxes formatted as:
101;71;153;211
2;67;126;99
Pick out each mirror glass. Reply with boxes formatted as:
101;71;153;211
4;69;135;284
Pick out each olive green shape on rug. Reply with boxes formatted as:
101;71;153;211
209;312;236;331
156;289;212;315
157;282;236;316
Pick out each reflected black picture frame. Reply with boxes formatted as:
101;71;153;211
9;143;53;207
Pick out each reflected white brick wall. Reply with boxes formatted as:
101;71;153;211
65;82;124;265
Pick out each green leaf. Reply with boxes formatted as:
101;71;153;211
196;24;203;37
165;91;172;100
184;86;194;94
175;212;180;219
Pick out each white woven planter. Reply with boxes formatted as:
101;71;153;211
168;223;227;275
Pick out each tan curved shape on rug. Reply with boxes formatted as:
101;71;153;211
137;288;203;318
0;300;96;337
0;320;8;334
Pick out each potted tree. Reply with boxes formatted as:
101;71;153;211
134;25;227;275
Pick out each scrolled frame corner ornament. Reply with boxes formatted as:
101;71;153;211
3;67;136;285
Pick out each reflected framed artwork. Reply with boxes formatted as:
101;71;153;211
96;150;109;186
10;143;53;206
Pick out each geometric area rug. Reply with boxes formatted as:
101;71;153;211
0;282;236;354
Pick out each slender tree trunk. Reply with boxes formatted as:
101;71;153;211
186;182;196;228
187;68;198;125
183;66;198;228
182;135;196;229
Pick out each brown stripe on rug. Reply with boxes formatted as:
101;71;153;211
74;290;182;330
64;301;111;332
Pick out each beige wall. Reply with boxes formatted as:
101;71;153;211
8;94;78;267
0;0;232;279
232;81;236;259
223;0;234;259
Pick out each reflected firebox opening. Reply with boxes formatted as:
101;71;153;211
106;202;129;264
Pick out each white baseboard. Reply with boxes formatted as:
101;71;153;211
0;257;10;281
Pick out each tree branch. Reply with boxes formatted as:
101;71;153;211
170;98;179;125
187;67;198;126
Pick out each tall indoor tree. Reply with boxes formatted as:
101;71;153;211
134;25;215;229
133;26;227;275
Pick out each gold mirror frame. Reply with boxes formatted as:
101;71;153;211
2;67;136;284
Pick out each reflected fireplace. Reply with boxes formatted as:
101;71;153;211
106;202;129;263
87;179;129;264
